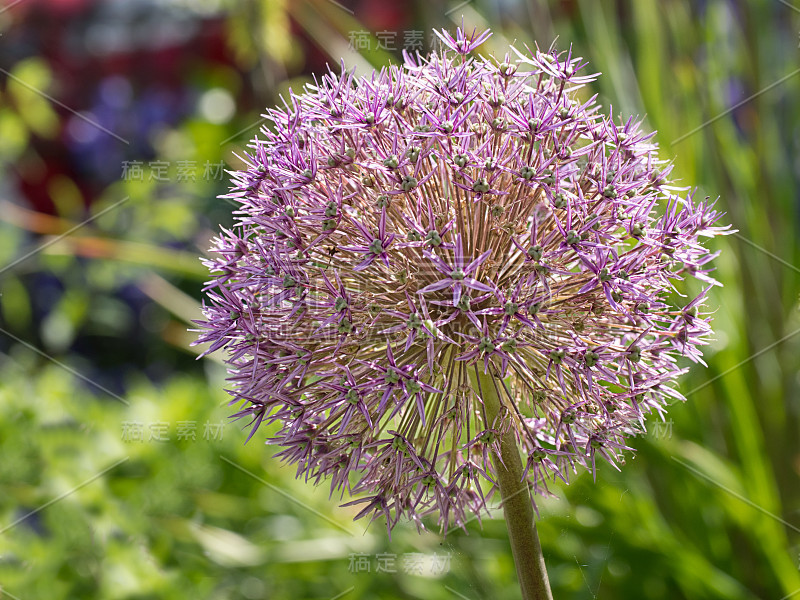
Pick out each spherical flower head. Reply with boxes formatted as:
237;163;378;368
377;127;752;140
195;26;732;533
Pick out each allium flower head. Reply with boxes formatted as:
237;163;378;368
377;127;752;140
196;27;732;533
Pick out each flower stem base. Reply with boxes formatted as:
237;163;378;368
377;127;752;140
470;367;553;600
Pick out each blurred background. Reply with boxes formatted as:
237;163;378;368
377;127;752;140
0;0;798;598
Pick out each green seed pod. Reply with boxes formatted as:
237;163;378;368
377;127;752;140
565;230;581;245
401;175;418;191
502;338;518;352
368;239;384;255
425;230;442;246
499;62;517;76
478;336;496;354
473;178;490;193
628;345;642;362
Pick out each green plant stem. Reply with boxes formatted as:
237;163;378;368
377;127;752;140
470;367;553;600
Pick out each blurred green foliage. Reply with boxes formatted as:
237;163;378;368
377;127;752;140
1;1;799;598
